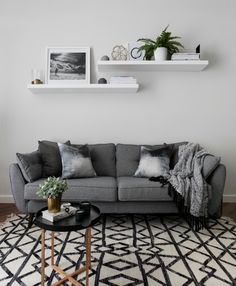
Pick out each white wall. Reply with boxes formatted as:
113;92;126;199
0;0;236;202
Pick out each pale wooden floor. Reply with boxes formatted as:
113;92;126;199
0;203;236;223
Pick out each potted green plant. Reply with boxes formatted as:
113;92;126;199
37;177;68;213
138;25;184;61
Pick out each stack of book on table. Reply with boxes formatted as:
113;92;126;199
42;205;77;222
110;76;137;84
171;53;200;61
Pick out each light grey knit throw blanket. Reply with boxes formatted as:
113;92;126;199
166;143;211;218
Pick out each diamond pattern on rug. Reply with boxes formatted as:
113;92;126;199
0;214;236;285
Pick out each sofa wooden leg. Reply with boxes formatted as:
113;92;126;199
28;213;34;228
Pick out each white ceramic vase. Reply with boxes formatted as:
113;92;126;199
154;47;168;61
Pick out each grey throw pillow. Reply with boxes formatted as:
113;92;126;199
38;140;70;177
58;143;96;179
134;145;171;178
16;151;42;182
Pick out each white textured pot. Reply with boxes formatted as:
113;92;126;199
154;47;168;61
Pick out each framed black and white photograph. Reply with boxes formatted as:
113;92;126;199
46;47;90;85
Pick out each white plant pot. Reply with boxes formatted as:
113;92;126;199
154;47;168;61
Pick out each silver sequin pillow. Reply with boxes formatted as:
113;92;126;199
58;143;96;179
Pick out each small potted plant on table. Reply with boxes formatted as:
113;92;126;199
37;177;68;213
138;25;184;61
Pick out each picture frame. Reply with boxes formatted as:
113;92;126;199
46;47;90;85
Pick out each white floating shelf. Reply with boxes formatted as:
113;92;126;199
98;60;209;72
27;84;139;94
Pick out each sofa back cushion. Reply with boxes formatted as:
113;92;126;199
116;142;187;177
38;140;71;177
169;141;188;169
72;143;116;177
116;144;163;177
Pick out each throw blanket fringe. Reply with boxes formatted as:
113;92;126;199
149;176;208;231
169;185;208;231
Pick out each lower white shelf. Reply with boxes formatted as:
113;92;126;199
27;84;139;94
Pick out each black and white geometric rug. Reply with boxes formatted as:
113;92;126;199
0;214;236;286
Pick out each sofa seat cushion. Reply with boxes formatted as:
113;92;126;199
24;177;117;202
118;177;172;201
72;143;116;177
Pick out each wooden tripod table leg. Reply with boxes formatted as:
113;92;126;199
51;266;86;286
41;230;46;286
85;227;92;286
51;232;55;266
52;265;82;286
42;227;92;286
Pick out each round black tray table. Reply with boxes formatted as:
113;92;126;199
34;204;100;286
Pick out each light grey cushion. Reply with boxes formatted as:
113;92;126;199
116;144;165;177
58;143;96;179
72;143;116;177
202;155;220;179
38;140;70;177
24;177;117;202
16;151;42;182
134;146;171;177
118;177;172;201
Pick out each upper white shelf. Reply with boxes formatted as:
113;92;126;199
27;83;139;94
97;60;209;72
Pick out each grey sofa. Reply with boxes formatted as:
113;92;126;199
9;143;226;218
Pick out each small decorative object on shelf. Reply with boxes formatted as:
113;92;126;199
111;45;128;60
37;177;68;213
101;55;110;61
98;78;107;84
196;44;200;54
128;42;144;61
31;69;43;84
31;79;43;84
138;25;184;61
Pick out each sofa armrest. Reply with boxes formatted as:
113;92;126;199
207;164;226;218
9;163;28;213
202;155;220;179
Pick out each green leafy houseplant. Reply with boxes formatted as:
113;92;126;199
37;177;68;199
138;25;184;60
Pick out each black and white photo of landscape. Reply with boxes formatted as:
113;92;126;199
49;52;86;80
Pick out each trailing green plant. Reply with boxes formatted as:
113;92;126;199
37;177;68;199
138;25;184;60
